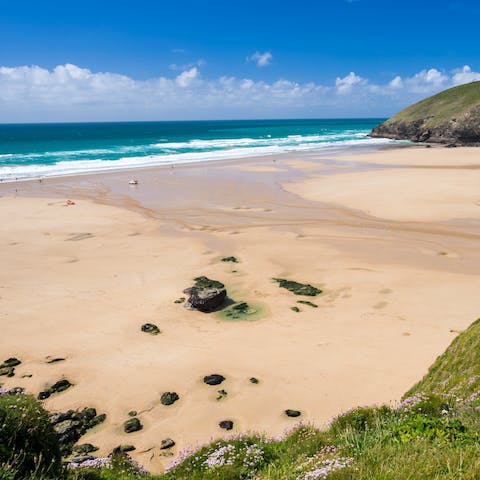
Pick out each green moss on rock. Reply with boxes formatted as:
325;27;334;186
193;276;225;289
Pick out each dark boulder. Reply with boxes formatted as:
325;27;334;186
141;323;160;335
1;357;21;368
203;374;225;386
161;391;179;405
160;438;176;449
124;418;142;433
50;410;75;425
219;420;234;430
0;366;15;377
113;444;136;454
71;455;96;464
73;443;98;455
285;409;302;418
38;391;51;400
184;286;226;312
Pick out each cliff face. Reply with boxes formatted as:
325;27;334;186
371;81;480;144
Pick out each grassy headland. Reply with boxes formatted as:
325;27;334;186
371;81;480;143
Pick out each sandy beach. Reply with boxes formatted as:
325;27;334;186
1;145;480;473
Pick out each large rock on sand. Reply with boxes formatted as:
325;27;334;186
183;277;227;312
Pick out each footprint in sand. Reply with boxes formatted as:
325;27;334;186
373;301;388;309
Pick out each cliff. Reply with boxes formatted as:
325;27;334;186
371;81;480;144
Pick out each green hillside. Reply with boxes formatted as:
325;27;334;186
407;318;480;400
371;81;480;143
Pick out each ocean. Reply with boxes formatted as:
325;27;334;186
0;119;392;180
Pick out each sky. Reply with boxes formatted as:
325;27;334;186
1;0;480;122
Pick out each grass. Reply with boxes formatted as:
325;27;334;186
406;317;480;404
2;319;480;479
384;81;480;128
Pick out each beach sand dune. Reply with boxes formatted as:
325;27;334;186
1;146;479;472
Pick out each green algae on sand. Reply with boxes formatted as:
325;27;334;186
273;278;322;296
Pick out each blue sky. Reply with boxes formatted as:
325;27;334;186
1;0;479;121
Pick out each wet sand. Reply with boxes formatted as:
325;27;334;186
1;145;479;473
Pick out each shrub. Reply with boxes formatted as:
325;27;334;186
328;406;392;435
0;390;61;478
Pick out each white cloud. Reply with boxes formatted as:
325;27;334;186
402;68;449;93
175;67;199;87
0;63;479;122
169;59;205;71
452;65;480;85
247;51;273;67
335;71;366;93
389;75;403;89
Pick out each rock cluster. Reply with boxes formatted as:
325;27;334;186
50;407;106;454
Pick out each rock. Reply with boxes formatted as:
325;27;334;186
291;306;301;312
54;419;81;436
72;407;96;422
71;455;96;464
141;323;160;335
0;366;15;377
73;444;99;455
113;444;136;454
216;389;228;400
184;286;226;312
87;414;106;428
50;411;74;425
46;357;65;364
1;357;21;368
219;420;234;430
183;277;227;312
50;379;73;394
297;300;318;308
203;374;225;386
174;297;185;304
160;438;176;450
128;410;137;417
38;390;51;400
50;408;106;455
249;377;259;384
124;418;142;433
285;409;302;418
221;256;238;263
273;278;322;296
445;143;457;148
161;392;179;405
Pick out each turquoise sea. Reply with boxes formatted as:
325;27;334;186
0;119;391;180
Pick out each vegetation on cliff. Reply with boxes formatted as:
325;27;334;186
371;81;480;143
